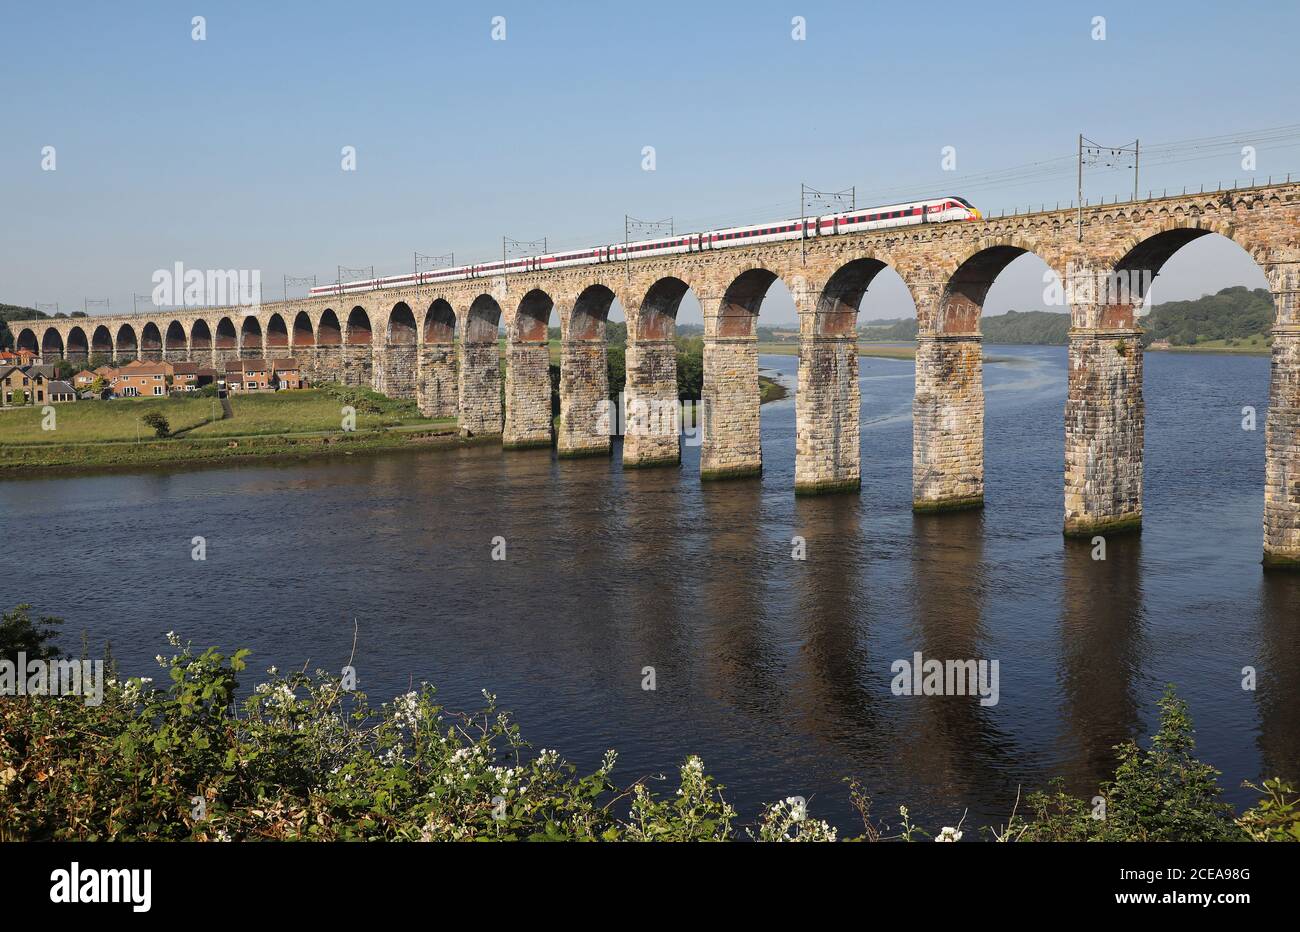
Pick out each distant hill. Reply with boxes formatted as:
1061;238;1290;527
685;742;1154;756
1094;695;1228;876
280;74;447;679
0;303;47;350
857;311;1070;344
1141;286;1273;346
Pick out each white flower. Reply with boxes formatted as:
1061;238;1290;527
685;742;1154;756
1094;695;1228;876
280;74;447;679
935;826;962;842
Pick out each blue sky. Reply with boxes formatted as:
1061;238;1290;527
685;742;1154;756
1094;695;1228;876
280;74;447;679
2;0;1296;324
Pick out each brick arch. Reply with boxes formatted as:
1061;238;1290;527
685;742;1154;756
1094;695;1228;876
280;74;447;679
190;319;212;352
716;266;788;338
164;320;187;354
317;309;341;345
91;325;113;356
215;316;238;350
637;276;695;340
140;321;163;355
66;326;88;360
41;326;64;358
15;328;37;354
345;306;371;345
935;244;1047;334
568;284;615;340
266;313;289;349
465;294;501;344
423;298;456;343
115;324;138;357
514;288;553;341
240;315;263;352
816;256;913;336
291;311;315;347
386;302;417;344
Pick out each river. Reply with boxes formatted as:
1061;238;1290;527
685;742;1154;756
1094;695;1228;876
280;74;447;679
2;345;1295;831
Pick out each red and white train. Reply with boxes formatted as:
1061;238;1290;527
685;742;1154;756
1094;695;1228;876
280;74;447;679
309;196;981;296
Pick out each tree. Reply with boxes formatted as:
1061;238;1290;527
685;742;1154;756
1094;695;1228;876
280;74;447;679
141;411;170;438
0;604;62;660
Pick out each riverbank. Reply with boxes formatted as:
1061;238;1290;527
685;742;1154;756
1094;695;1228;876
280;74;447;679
756;341;916;360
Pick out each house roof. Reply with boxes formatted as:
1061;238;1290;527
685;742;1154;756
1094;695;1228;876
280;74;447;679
271;358;299;371
119;363;170;377
48;381;74;394
0;365;22;380
171;362;200;374
24;364;58;379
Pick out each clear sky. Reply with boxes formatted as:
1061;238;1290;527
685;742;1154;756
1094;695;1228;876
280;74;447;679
2;0;1297;326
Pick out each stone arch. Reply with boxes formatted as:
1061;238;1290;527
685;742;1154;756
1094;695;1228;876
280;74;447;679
346;307;372;345
465;295;501;343
266;313;289;349
240;316;263;353
717;267;781;337
569;284;616;340
423;299;456;343
292;311;315;347
937;244;1035;333
91;325;113;357
387;302;417;344
1101;225;1234;329
514;289;554;341
41;327;64;359
140;322;163;359
191;319;212;352
66;326;88;360
116;324;138;358
317;309;342;345
215;317;238;350
816;257;897;336
638;277;691;340
164;320;187;354
15;328;37;354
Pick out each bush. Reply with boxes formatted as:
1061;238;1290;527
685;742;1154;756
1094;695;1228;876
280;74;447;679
0;604;62;660
141;411;170;438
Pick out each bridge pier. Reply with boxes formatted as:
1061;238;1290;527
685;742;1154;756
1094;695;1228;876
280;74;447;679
623;338;680;468
504;339;552;449
558;338;610;458
417;343;457;418
1264;326;1300;568
913;332;984;511
701;335;761;480
339;344;372;386
458;340;502;437
1064;328;1144;537
795;334;860;494
374;343;418;398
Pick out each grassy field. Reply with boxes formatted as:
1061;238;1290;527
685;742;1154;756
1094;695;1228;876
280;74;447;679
187;391;434;438
0;395;217;445
1148;336;1272;355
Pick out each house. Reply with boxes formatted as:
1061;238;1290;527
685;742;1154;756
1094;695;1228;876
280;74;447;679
72;370;97;390
271;358;306;390
1;366;46;405
170;361;217;391
112;362;171;398
47;380;76;403
93;365;115;378
0;349;38;367
23;364;60;382
225;358;272;392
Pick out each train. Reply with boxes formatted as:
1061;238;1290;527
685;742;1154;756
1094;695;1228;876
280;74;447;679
309;196;981;297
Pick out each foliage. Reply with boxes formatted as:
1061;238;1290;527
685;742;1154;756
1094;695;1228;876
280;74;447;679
1011;686;1239;841
675;336;704;400
1142;286;1274;346
141;411;170;438
0;604;62;660
1235;778;1300;841
0;623;1292;843
9;389;26;406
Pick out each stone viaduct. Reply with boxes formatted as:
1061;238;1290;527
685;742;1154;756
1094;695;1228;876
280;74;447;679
15;182;1300;567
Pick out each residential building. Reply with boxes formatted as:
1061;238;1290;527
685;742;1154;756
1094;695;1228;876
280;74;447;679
1;366;46;405
0;349;38;367
47;380;76;403
171;362;217;391
271;358;305;390
112;362;171;397
72;370;97;390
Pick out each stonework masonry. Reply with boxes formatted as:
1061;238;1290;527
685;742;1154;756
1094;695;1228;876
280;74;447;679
913;334;984;510
417;343;457;418
18;181;1299;566
622;338;680;467
795;335;860;493
1265;327;1300;566
557;339;610;458
701;336;761;480
503;340;552;449
1064;329;1144;536
457;341;501;437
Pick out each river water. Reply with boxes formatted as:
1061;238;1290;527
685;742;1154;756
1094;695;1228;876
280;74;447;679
2;345;1295;832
